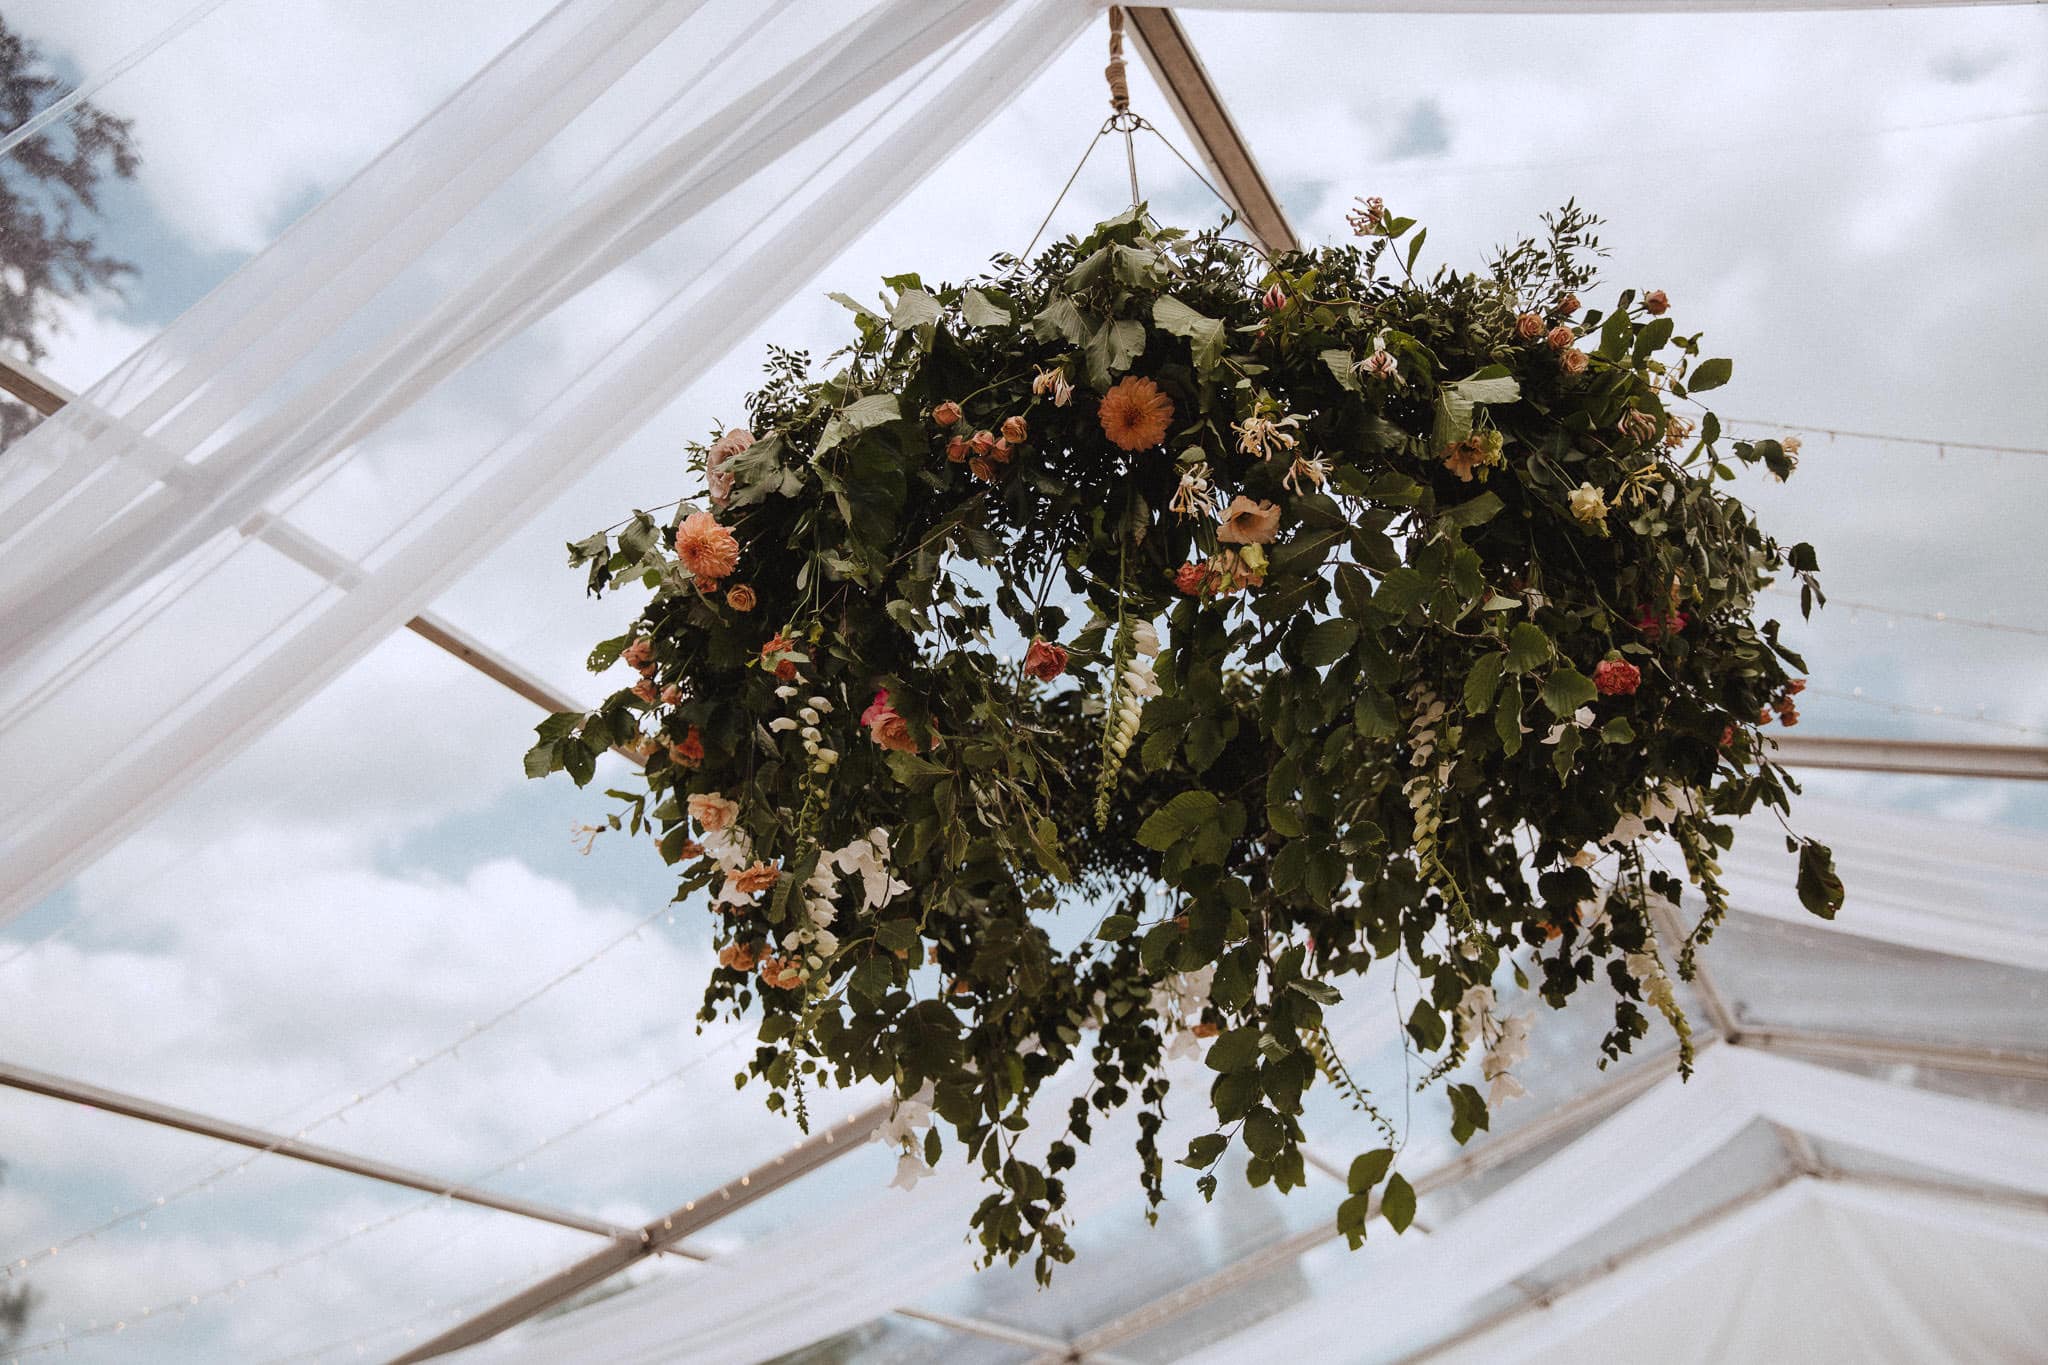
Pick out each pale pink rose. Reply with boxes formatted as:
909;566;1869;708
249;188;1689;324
705;429;754;509
1545;324;1575;352
1642;290;1669;316
1560;347;1589;376
1516;312;1544;340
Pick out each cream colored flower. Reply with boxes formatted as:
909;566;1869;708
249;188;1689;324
1569;483;1608;528
1232;410;1301;462
1169;461;1216;520
1283;455;1331;494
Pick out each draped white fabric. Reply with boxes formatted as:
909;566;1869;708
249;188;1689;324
0;0;1098;919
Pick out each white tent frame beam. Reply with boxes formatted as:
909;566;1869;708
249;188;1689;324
387;1101;892;1363
0;1057;655;1243
8;349;2039;783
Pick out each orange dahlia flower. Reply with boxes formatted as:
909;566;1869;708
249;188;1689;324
674;511;739;581
1098;375;1174;451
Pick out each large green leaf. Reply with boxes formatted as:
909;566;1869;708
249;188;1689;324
1136;790;1221;851
1154;295;1227;374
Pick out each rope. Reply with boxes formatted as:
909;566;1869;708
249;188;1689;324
1105;6;1130;114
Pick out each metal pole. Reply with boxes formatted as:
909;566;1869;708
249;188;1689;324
0;1058;643;1243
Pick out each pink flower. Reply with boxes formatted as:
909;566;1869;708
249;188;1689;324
1545;324;1575;352
631;678;657;703
621;637;655;673
1023;638;1068;681
1643;290;1669;316
1262;282;1287;312
970;429;997;456
1558;292;1581;316
1174;562;1207;596
1516;312;1544;340
945;436;970;463
1560;348;1589;376
1634;606;1688;639
932;401;962;427
1593;659;1641;696
861;689;894;729
1002;415;1028;444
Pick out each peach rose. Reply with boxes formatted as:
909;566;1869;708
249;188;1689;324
1558;292;1581;315
631;678;657;703
1560;347;1589;376
945;436;971;463
1002;415;1028;444
1545;324;1575;351
1215;496;1282;545
932;400;962;427
687;793;739;832
725;584;756;612
729;861;780;896
1516;312;1544;340
970;429;996;456
621;637;655;673
1643;290;1669;315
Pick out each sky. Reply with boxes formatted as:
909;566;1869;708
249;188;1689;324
1;0;2045;1359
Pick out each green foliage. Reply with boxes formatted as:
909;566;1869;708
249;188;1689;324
533;200;1836;1282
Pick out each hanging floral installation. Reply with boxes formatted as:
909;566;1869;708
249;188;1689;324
528;200;1842;1277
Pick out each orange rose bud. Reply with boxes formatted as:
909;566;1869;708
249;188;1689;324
932;400;962;427
970;429;996;456
945;435;971;463
1002;415;1028;443
1643;290;1669;315
726;584;757;612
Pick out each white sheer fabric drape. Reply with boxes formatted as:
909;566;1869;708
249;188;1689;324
0;0;1099;918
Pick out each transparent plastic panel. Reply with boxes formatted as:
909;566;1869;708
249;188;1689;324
1706;910;2048;1052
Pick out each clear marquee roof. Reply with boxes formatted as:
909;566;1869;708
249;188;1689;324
0;1;2043;1362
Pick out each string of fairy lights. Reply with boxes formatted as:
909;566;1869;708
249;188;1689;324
4;1027;758;1359
4;897;686;1282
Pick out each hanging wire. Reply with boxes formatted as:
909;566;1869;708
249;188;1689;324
1760;585;2048;640
1021;6;1246;261
1720;418;2048;460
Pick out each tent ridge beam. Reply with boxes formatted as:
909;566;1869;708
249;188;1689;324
0;1056;643;1243
1122;7;1298;255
